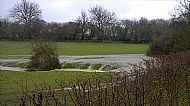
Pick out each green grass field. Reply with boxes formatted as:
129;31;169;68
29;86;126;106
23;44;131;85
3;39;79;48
0;70;112;103
0;41;148;104
0;41;149;55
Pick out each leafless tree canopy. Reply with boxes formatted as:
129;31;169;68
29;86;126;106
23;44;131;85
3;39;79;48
9;0;41;25
173;0;190;21
77;11;88;40
9;0;42;38
89;5;116;39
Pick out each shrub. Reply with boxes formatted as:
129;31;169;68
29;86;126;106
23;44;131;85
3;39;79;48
147;36;190;56
27;40;61;71
147;38;173;56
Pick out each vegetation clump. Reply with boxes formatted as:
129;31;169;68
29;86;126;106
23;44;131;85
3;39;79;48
147;38;173;56
27;40;61;71
147;0;190;56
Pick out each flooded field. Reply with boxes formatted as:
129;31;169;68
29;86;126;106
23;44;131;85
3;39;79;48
0;54;149;71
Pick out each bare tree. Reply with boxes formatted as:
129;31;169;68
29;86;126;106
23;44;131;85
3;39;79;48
172;0;190;51
89;5;116;40
172;0;190;21
77;11;88;40
9;0;42;39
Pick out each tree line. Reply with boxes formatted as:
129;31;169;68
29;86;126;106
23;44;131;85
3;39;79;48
0;0;190;55
0;0;170;43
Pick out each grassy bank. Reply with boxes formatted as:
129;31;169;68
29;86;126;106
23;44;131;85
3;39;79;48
0;41;148;55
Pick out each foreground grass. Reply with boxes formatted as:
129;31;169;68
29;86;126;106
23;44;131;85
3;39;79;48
0;70;112;104
0;70;111;95
0;41;148;55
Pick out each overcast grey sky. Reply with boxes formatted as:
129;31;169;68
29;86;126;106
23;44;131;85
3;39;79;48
0;0;177;22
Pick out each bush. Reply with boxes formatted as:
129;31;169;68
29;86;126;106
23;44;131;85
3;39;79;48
147;36;190;56
27;40;61;71
147;38;173;56
147;18;190;56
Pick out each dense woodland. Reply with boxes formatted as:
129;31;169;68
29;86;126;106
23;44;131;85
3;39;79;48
0;0;190;55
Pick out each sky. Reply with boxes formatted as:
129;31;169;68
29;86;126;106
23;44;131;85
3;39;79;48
0;0;178;22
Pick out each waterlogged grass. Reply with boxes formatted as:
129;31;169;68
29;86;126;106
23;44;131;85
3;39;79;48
0;41;148;55
0;70;112;104
80;63;91;69
92;64;102;70
62;63;80;68
0;62;29;68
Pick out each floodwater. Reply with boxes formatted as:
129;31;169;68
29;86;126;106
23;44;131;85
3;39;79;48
59;54;148;67
0;54;149;71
